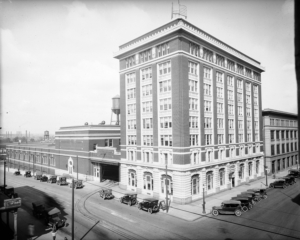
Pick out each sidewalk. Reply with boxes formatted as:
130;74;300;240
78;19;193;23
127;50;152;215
88;168;294;222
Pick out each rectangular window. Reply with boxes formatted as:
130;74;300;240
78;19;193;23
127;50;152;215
189;98;198;110
216;72;223;83
217;87;223;98
139;49;152;63
189;116;199;129
142;84;152;96
189;80;198;92
229;134;234;143
203;67;211;79
282;144;285;153
237;92;243;102
247;133;252;142
227;59;235;71
228;119;234;129
216;54;225;67
217;118;224;128
217;134;224;144
228;90;233;100
255;133;259;141
158;61;171;75
237;64;244;75
238;120;243;129
128;135;137;145
141;67;152;80
143;118;153;129
254;96;258;105
253;72;259;80
205;134;212;145
159;80;171;93
246;94;251;104
203;48;213;62
276;144;280;154
238;134;244;143
228;104;234;115
125;55;135;68
142;101;153;113
157;42;169;57
127;119;137;129
160;116;172;129
287;143;289;152
247;120;251;129
254;121;258;130
105;139;113;147
246;107;251;117
127;88;136;99
237;79;243;89
190;135;199;146
160;135;172;146
217;102;223;113
270;118;274;126
127;103;136;115
204;84;212;95
160;98;172;111
204;117;212;128
143;135;153;146
238;106;243;116
188;62;198;75
126;72;136;84
227;75;234;86
189;42;200;56
204;101;212;112
281;130;285;139
245;68;252;78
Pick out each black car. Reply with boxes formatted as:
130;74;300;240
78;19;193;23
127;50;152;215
247;188;268;199
241;191;260;202
269;179;287;188
47;175;57;184
212;200;243;217
231;197;253;212
32;202;45;218
288;169;300;178
43;207;65;228
14;170;21;176
4;186;19;198
120;193;137;206
281;176;296;185
57;177;68;186
138;199;159;214
40;175;48;182
34;171;43;180
24;171;32;178
99;189;114;200
236;194;256;205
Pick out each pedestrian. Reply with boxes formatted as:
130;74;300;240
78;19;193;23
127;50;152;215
51;224;57;240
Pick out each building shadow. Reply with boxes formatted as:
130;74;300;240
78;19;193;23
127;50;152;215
291;193;300;206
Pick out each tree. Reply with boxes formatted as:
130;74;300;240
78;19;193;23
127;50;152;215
30;138;35;142
13;137;19;142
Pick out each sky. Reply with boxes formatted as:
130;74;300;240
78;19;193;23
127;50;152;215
0;0;296;136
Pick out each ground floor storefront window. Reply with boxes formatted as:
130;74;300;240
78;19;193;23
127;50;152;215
191;174;200;195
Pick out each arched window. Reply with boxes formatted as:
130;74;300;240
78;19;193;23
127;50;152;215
256;160;260;174
191;174;200;195
248;162;252;176
206;171;214;190
239;164;244;179
161;175;173;195
128;170;137;187
219;169;225;186
143;172;153;190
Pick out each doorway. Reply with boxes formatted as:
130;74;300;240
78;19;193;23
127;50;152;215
231;177;235;188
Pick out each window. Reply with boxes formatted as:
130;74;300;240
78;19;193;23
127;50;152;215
189;116;199;129
204;84;212;95
228;104;234;115
227;59;235;71
161;176;173;195
228;90;233;100
160;98;172;111
239;164;244;179
237;93;243;102
227;75;234;86
254;97;258;105
254;109;258;117
237;64;244;75
189;62;198;75
217;134;224;144
128;135;136;145
216;72;223;83
128;170;137;186
143;172;153;190
247;133;252;142
238;134;244;143
203;48;213;62
139;49;152;63
237;79;243;89
238;120;243;129
189;80;198;92
126;72;136;84
271;145;275;155
217;87;223;98
191;175;200;195
253;85;258;94
206;172;214;190
127;88;136;99
291;142;293;152
204;101;212;112
271;130;275;140
229;134;234;143
238;106;243;116
142;101;153;113
127;103;136;115
286;130;289;139
204;117;212;128
189;42;200;57
127;119;136;130
159;80;171;93
247;120;252;129
205;134;212;145
43;155;48;164
190;135;199;146
228;119;234;129
143;135;153;146
216;54;225;67
246;82;250;91
105;139;113;147
142;84;152;96
217;103;223;113
281;120;285;126
157;42;169;57
141;67;152;80
160;135;172;146
246;107;251;117
207;150;212;162
245;68;252;78
158;61;171;75
246;94;251;104
287;143;289;152
160;116;172;128
276;131;280;140
282;144;285;153
143;118;153;129
203;67;211;79
277;144;280;154
281;130;285;139
125;55;135;68
217;118;224;128
219;148;225;159
253;72;259;80
189;98;198;110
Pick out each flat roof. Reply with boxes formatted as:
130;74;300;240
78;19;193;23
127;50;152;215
262;108;298;117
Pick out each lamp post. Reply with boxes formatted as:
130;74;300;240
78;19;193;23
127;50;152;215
165;164;169;213
202;183;206;214
264;165;268;187
7;153;9;172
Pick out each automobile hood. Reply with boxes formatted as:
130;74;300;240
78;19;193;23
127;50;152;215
212;206;222;210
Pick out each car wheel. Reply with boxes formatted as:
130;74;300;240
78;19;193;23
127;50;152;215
148;208;153;214
212;210;219;216
235;210;242;217
242;206;248;212
263;195;267;199
128;200;132;206
248;204;253;210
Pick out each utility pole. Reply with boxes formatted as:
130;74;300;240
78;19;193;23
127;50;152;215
264;165;268;187
4;161;6;187
72;178;74;240
77;155;78;180
165;164;168;213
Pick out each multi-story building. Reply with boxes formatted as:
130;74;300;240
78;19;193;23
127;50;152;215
263;109;298;174
114;17;265;204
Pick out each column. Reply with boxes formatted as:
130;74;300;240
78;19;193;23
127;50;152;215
13;211;17;240
245;159;249;183
173;171;191;204
214;167;220;192
136;166;143;194
120;164;127;190
153;168;160;199
236;161;240;186
201;169;207;196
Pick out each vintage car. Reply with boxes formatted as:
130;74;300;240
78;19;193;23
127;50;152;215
56;177;68;186
32;202;45;218
120;193;138;206
287;173;298;181
138;198;159;214
4;186;19;198
269;179;287;188
241;191;261;202
231;197;252;211
99;189;114;200
34;171;43;180
14;170;21;176
288;169;300;178
69;180;83;189
236;194;256;205
40;175;48;182
43;207;65;228
212;200;243;217
24;171;32;178
47;175;57;184
247;188;268;199
281;176;296;185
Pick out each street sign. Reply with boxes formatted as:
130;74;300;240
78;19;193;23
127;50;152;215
4;198;21;209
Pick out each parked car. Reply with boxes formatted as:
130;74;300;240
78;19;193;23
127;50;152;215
269;179;287;188
14;170;21;176
69;180;83;189
43;207;65;228
247;188;268;199
281;176;296;185
57;177;68;186
47;175;57;184
212;200;243;217
4;186;18;198
40;175;48;182
288;169;300;178
32;202;45;218
99;189;114;200
287;173;298;181
231;197;253;211
120;193;138;206
34;171;43;180
24;171;32;178
241;191;260;202
138;198;160;214
236;194;256;205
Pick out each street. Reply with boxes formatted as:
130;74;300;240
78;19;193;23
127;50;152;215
3;171;300;240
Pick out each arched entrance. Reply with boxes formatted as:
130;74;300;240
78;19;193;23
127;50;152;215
68;157;73;175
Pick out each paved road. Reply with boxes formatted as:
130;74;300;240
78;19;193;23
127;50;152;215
4;172;300;240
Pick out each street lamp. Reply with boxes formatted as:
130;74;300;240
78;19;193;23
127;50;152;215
202;183;206;214
165;164;169;213
264;165;268;187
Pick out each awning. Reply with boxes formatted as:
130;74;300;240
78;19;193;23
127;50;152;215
91;159;119;166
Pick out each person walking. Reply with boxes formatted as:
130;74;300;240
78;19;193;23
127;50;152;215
51;224;57;240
